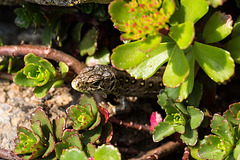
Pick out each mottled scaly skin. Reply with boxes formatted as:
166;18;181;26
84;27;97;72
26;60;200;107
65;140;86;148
26;0;113;6
1;0;112;6
72;65;165;98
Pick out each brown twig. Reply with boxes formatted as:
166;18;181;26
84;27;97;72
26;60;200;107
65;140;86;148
0;45;86;74
0;148;23;160
0;72;14;81
182;146;190;160
109;117;152;133
128;141;182;160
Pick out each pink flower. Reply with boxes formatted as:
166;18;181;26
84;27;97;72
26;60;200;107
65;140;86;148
150;111;163;131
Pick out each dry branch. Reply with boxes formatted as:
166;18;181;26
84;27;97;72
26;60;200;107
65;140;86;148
0;45;86;74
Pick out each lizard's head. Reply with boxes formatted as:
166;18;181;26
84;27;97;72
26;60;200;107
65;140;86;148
71;65;117;95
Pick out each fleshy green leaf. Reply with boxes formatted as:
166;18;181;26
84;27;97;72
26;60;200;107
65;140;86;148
59;61;69;78
55;142;72;159
86;47;110;66
31;108;53;140
214;120;234;145
24;53;42;65
42;25;53;46
14;70;36;87
169;21;195;49
170;0;208;25
203;11;233;43
111;40;147;70
80;125;102;145
79;94;98;115
165;49;195;102
62;129;79;142
224;102;240;125
14;7;33;29
60;148;88;160
163;45;189;88
84;144;96;157
31;120;45;144
79;27;98;56
180;124;198;146
39;59;56;77
224;36;240;64
94;145;121;160
193;42;234;83
233;140;240;159
153;122;175;142
66;134;83;150
34;81;55;98
187;82;203;107
231;16;240;39
126;42;175;79
198;135;228;160
42;133;55;158
54;117;65;142
187;106;204;129
108;0;130;31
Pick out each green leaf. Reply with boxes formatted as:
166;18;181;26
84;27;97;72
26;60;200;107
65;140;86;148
42;25;53;46
79;27;98;56
211;114;225;131
80;125;102;145
40;59;56;77
85;47;110;66
187;106;204;129
72;22;83;43
198;135;228;160
14;70;36;87
138;35;162;53
108;0;131;31
14;7;33;28
224;102;240;125
62;129;79;142
66;134;83;150
54;117;65;142
169;21;195;49
157;90;168;108
79;94;98;115
111;40;149;70
187;81;203;107
163;45;189;88
59;61;69;78
60;148;88;160
203;12;233;43
231;16;240;39
170;0;208;25
42;133;55;158
34;81;55;98
214;120;234;145
31;121;45;144
55;142;72;159
165;49;195;102
233;140;240;159
127;42;175;79
24;53;42;65
84;143;96;157
31;108;54;139
94;144;121;160
224;36;240;64
153;122;175;142
193;42;234;83
180;124;198;146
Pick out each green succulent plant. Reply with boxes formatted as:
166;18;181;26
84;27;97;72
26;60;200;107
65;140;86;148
14;53;68;98
14;94;117;160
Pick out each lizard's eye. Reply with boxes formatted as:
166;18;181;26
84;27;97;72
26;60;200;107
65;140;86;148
92;81;100;86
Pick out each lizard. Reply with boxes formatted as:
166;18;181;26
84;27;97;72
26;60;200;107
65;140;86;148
71;65;165;98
